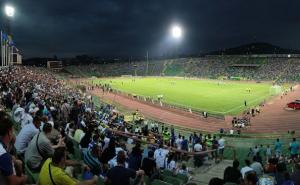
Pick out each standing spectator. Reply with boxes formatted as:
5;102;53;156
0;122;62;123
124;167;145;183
194;140;203;167
181;136;189;151
223;160;242;184
175;134;183;150
60;99;71;122
274;138;282;157
106;150;144;185
289;138;299;160
154;144;169;169
128;143;143;171
265;145;272;160
0;112;27;185
15;116;41;156
218;135;225;161
141;150;157;178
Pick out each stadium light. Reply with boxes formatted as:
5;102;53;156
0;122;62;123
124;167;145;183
4;5;15;17
171;25;182;39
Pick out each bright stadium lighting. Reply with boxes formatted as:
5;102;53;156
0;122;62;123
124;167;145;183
5;5;15;17
171;25;182;39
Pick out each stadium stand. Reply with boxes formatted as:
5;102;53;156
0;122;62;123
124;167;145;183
0;65;299;185
64;56;300;82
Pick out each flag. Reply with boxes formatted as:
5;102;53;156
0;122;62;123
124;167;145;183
8;35;14;46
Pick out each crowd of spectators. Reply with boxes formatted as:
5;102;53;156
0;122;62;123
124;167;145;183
0;66;299;185
65;57;300;83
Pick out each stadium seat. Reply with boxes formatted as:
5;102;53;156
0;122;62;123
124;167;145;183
163;176;183;185
143;175;151;185
176;173;189;183
162;169;174;177
151;179;172;185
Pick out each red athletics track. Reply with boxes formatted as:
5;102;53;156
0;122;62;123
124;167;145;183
90;85;300;133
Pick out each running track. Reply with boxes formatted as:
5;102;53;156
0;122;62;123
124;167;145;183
90;85;300;133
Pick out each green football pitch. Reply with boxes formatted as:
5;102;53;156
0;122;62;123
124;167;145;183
92;77;281;115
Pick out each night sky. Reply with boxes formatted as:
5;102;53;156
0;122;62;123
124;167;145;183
1;0;300;58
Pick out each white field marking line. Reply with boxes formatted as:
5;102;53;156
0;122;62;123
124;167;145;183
223;94;271;114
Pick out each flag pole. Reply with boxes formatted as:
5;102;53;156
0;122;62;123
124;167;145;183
0;30;3;67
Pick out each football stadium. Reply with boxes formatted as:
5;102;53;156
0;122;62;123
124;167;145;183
1;1;300;185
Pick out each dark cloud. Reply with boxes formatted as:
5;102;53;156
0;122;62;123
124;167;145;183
1;0;300;58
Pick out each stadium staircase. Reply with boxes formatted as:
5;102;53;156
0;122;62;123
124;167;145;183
186;159;233;185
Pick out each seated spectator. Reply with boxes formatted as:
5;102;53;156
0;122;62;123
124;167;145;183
106;150;144;185
83;144;102;175
208;177;224;185
244;172;258;185
154;144;169;169
25;122;65;171
282;172;294;185
250;156;263;177
39;147;98;185
0;112;27;185
291;162;300;185
240;159;254;178
15;116;41;156
178;163;189;176
223;159;242;183
142;150;157;178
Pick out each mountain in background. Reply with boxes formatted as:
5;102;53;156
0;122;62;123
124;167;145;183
208;42;300;55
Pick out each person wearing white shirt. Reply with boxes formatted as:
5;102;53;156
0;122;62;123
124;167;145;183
15;116;41;155
240;160;254;178
218;136;225;160
154;144;169;169
175;135;183;150
165;153;177;171
194;142;202;152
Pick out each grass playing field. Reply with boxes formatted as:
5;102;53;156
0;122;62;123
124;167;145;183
92;77;278;115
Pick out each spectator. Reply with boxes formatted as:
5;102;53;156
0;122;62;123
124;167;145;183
289;138;299;160
15;116;41;156
106;150;144;185
25;122;65;171
0;111;27;185
208;177;224;185
282;172;295;185
274;138;282;157
101;138;116;164
128;143;143;171
142;150;157;178
154;144;169;169
291;162;300;185
250;156;263;177
244;172;258;185
240;159;254;178
165;153;177;171
223;160;242;183
39;147;98;185
83;144;102;175
61;99;71;122
218;135;225;161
